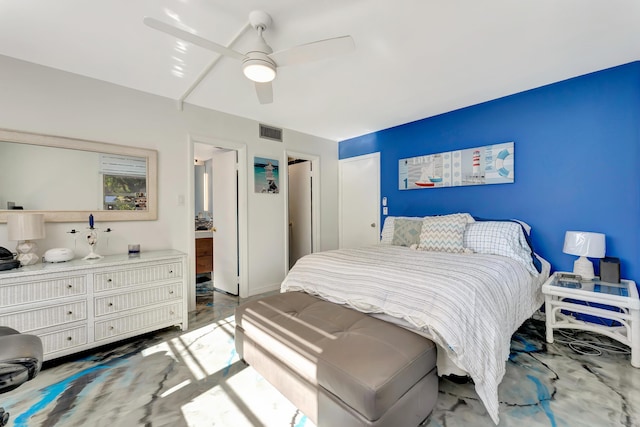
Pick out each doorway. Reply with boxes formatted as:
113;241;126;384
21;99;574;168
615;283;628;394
286;152;320;271
190;138;247;311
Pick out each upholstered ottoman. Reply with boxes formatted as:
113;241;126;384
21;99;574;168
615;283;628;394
235;292;438;427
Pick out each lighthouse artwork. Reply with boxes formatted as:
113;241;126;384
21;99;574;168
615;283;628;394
254;157;280;193
398;142;514;190
463;150;485;184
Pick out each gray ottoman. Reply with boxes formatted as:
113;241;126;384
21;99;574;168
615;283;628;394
235;292;438;427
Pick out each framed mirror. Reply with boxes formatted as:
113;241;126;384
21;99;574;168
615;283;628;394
0;128;157;223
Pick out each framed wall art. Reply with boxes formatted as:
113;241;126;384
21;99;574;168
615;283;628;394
254;157;279;194
398;142;514;190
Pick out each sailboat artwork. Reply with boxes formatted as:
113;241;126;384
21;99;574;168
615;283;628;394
414;154;443;187
398;142;514;190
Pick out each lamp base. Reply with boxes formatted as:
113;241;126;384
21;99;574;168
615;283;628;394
15;241;40;266
83;248;103;260
83;229;103;260
573;256;595;280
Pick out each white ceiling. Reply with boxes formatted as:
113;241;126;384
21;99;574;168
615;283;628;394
1;1;639;141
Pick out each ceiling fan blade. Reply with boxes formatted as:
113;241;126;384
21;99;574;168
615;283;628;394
143;17;245;61
270;35;355;67
255;82;273;104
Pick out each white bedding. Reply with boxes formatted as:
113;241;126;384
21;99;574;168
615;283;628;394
281;244;550;424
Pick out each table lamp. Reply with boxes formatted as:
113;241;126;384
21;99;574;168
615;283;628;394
7;213;46;266
562;231;605;280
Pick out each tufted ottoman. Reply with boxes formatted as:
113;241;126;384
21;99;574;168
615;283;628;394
235;292;438;427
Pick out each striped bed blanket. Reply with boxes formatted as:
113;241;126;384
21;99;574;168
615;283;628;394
281;244;550;424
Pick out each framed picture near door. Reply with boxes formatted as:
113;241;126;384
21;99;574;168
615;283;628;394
254;157;279;194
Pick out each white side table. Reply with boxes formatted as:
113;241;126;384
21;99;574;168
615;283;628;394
542;272;639;368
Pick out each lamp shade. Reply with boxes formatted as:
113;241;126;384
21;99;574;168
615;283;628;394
7;213;46;241
563;231;605;258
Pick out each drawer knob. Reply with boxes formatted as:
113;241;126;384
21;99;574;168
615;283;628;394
169;270;174;274
108;302;114;307
67;284;73;289
67;337;72;341
109;326;114;330
67;311;73;315
169;290;174;295
107;278;113;283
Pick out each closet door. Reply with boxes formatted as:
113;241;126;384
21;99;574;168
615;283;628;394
339;153;380;248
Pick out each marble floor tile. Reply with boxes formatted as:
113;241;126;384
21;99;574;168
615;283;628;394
2;292;639;427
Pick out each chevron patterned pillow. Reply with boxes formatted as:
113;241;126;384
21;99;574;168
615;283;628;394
418;213;474;253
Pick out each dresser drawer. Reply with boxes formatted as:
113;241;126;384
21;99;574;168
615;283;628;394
94;303;182;341
94;261;183;291
0;301;87;333
94;282;183;317
39;325;88;355
0;275;87;308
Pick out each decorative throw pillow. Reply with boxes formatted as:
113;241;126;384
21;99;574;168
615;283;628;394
391;218;424;247
380;216;423;244
464;221;538;274
417;213;473;253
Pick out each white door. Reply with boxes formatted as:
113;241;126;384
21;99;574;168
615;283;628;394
339;153;380;248
288;160;312;268
212;150;239;295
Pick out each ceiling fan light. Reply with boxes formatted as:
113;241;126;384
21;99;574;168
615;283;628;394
243;59;276;83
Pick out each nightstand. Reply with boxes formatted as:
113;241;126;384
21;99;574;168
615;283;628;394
542;272;639;368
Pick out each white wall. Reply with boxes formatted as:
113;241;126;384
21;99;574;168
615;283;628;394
0;55;339;298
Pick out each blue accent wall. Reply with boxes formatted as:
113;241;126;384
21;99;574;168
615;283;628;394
339;62;640;285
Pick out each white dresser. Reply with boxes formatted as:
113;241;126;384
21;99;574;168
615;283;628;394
0;250;187;362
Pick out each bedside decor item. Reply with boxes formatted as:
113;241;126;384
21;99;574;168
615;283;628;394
7;213;45;266
563;231;605;280
600;257;621;283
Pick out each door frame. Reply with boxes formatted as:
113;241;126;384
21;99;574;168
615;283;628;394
189;134;248;307
338;152;380;248
284;150;320;274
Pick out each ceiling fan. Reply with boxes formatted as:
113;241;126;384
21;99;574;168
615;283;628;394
144;10;355;104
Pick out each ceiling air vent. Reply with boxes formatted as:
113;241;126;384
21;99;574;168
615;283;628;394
259;124;283;142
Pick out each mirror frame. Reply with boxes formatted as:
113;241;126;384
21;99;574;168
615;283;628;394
0;128;158;223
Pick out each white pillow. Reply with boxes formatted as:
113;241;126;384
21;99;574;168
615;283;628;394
464;221;538;274
511;219;531;235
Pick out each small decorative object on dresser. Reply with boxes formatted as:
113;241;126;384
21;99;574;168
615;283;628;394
128;244;141;257
542;271;639;368
43;248;74;263
83;214;103;260
0;250;187;362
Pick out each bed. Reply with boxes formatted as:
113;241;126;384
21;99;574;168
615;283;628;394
281;213;551;424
